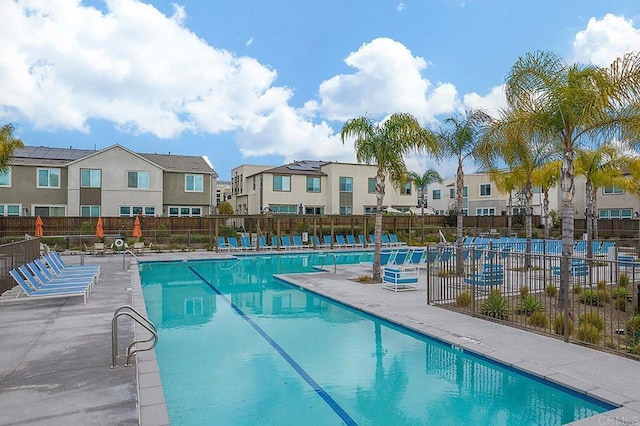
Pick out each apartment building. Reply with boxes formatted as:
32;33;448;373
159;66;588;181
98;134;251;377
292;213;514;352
424;171;640;219
231;160;416;215
0;144;218;217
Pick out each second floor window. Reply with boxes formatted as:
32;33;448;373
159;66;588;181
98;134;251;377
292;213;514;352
81;169;101;188
401;183;412;195
127;171;149;189
339;177;353;192
432;189;441;200
38;168;60;188
0;168;10;187
480;183;491;197
368;178;376;193
450;186;468;198
603;186;623;194
273;175;291;191
307;176;321;192
185;174;204;192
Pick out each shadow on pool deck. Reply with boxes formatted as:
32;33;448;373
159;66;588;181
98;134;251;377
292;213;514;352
1;250;639;426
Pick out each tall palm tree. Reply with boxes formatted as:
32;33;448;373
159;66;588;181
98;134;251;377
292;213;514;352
409;169;442;242
531;160;562;239
437;110;490;274
341;113;439;281
0;124;24;171
501;50;640;313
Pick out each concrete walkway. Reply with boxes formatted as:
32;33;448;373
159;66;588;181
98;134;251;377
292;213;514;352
1;251;639;425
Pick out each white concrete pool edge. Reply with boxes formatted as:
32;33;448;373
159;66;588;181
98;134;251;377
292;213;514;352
275;266;640;426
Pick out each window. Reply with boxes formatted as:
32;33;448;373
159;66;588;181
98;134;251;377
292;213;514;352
339;205;353;215
401;183;412;195
339;177;353;192
81;169;101;188
185;174;204;192
120;206;154;217
432;189;441;200
269;204;297;214
306;176;321;193
368;178;376;193
449;186;468;198
0;168;11;187
37;168;60;188
168;206;202;217
364;206;377;214
127;171;149;189
0;204;21;216
603;186;623;194
305;206;324;214
480;183;491;197
34;206;65;217
273;175;291;191
476;207;496;216
80;205;101;217
599;208;632;219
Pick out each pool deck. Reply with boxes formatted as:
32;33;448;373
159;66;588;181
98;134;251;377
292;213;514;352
0;250;639;425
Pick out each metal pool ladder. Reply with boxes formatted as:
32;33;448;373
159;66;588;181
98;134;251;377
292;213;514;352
111;305;158;368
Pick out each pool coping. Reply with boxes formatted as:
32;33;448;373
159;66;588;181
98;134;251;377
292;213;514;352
133;252;640;426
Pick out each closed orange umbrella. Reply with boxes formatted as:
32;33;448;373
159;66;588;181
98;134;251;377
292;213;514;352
96;217;105;239
132;216;142;239
34;215;43;238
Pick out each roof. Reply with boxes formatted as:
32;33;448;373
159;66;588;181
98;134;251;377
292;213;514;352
11;145;217;176
260;160;330;177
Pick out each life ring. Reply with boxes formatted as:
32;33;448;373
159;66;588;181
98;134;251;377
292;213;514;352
114;238;124;248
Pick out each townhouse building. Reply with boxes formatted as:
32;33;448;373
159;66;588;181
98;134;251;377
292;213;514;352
424;171;640;220
0;145;218;217
231;160;416;215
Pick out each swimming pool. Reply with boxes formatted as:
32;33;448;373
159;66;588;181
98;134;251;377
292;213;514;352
139;252;613;425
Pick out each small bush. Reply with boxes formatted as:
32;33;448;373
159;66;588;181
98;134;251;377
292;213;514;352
78;221;94;235
579;288;604;306
153;224;170;239
529;311;548;328
577;323;602;344
614;298;627;312
596;280;607;291
480;289;509;320
579;312;604;331
613;286;630;300
519;286;529;298
553;314;574;335
456;291;472;308
572;285;582;295
356;275;372;283
599;289;611;303
626;316;640;353
619;273;630;288
516;295;543;316
545;285;558;297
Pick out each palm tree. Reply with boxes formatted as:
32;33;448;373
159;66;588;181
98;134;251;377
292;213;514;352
341;113;439;281
409;169;442;242
0;124;24;171
501;50;640;314
531;161;562;239
437;110;490;274
488;170;519;236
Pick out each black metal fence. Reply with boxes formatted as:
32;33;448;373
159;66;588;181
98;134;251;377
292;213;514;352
421;243;640;360
0;239;41;293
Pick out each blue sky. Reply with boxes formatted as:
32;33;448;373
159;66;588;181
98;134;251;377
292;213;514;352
2;0;640;181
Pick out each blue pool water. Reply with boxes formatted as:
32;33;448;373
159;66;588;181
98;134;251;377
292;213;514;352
139;252;613;425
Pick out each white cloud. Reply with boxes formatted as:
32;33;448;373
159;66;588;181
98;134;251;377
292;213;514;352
314;38;457;124
572;14;640;67
462;85;507;118
397;3;405;12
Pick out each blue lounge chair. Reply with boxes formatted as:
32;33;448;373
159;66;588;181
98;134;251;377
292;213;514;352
392;248;411;265
380;234;392;247
19;264;93;293
464;263;504;287
281;235;294;250
241;236;256;251
335;235;348;248
346;234;361;248
9;269;88;303
271;235;281;249
227;237;241;251
388;234;406;246
292;235;309;249
408;248;425;265
28;261;95;288
258;236;272;250
358;235;368;247
47;252;99;274
310;235;322;248
323;235;333;248
217;236;230;252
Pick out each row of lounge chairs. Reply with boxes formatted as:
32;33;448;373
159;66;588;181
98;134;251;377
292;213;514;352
461;236;615;257
217;233;407;251
5;252;100;304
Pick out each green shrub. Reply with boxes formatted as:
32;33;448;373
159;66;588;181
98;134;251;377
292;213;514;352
529;311;548;328
218;225;237;238
78;221;94;235
613;286;630;300
480;290;509;320
619;273;630;288
553;314;574;335
572;285;582;295
545;284;558;297
217;201;234;214
577;323;602;344
456;291;472;308
516;295;543;315
599;289;611;303
614;298;627;312
596;280;607;291
153;224;170;239
626;316;640;353
519;286;529;298
579;312;604;331
356;275;371;283
579;288;604;306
